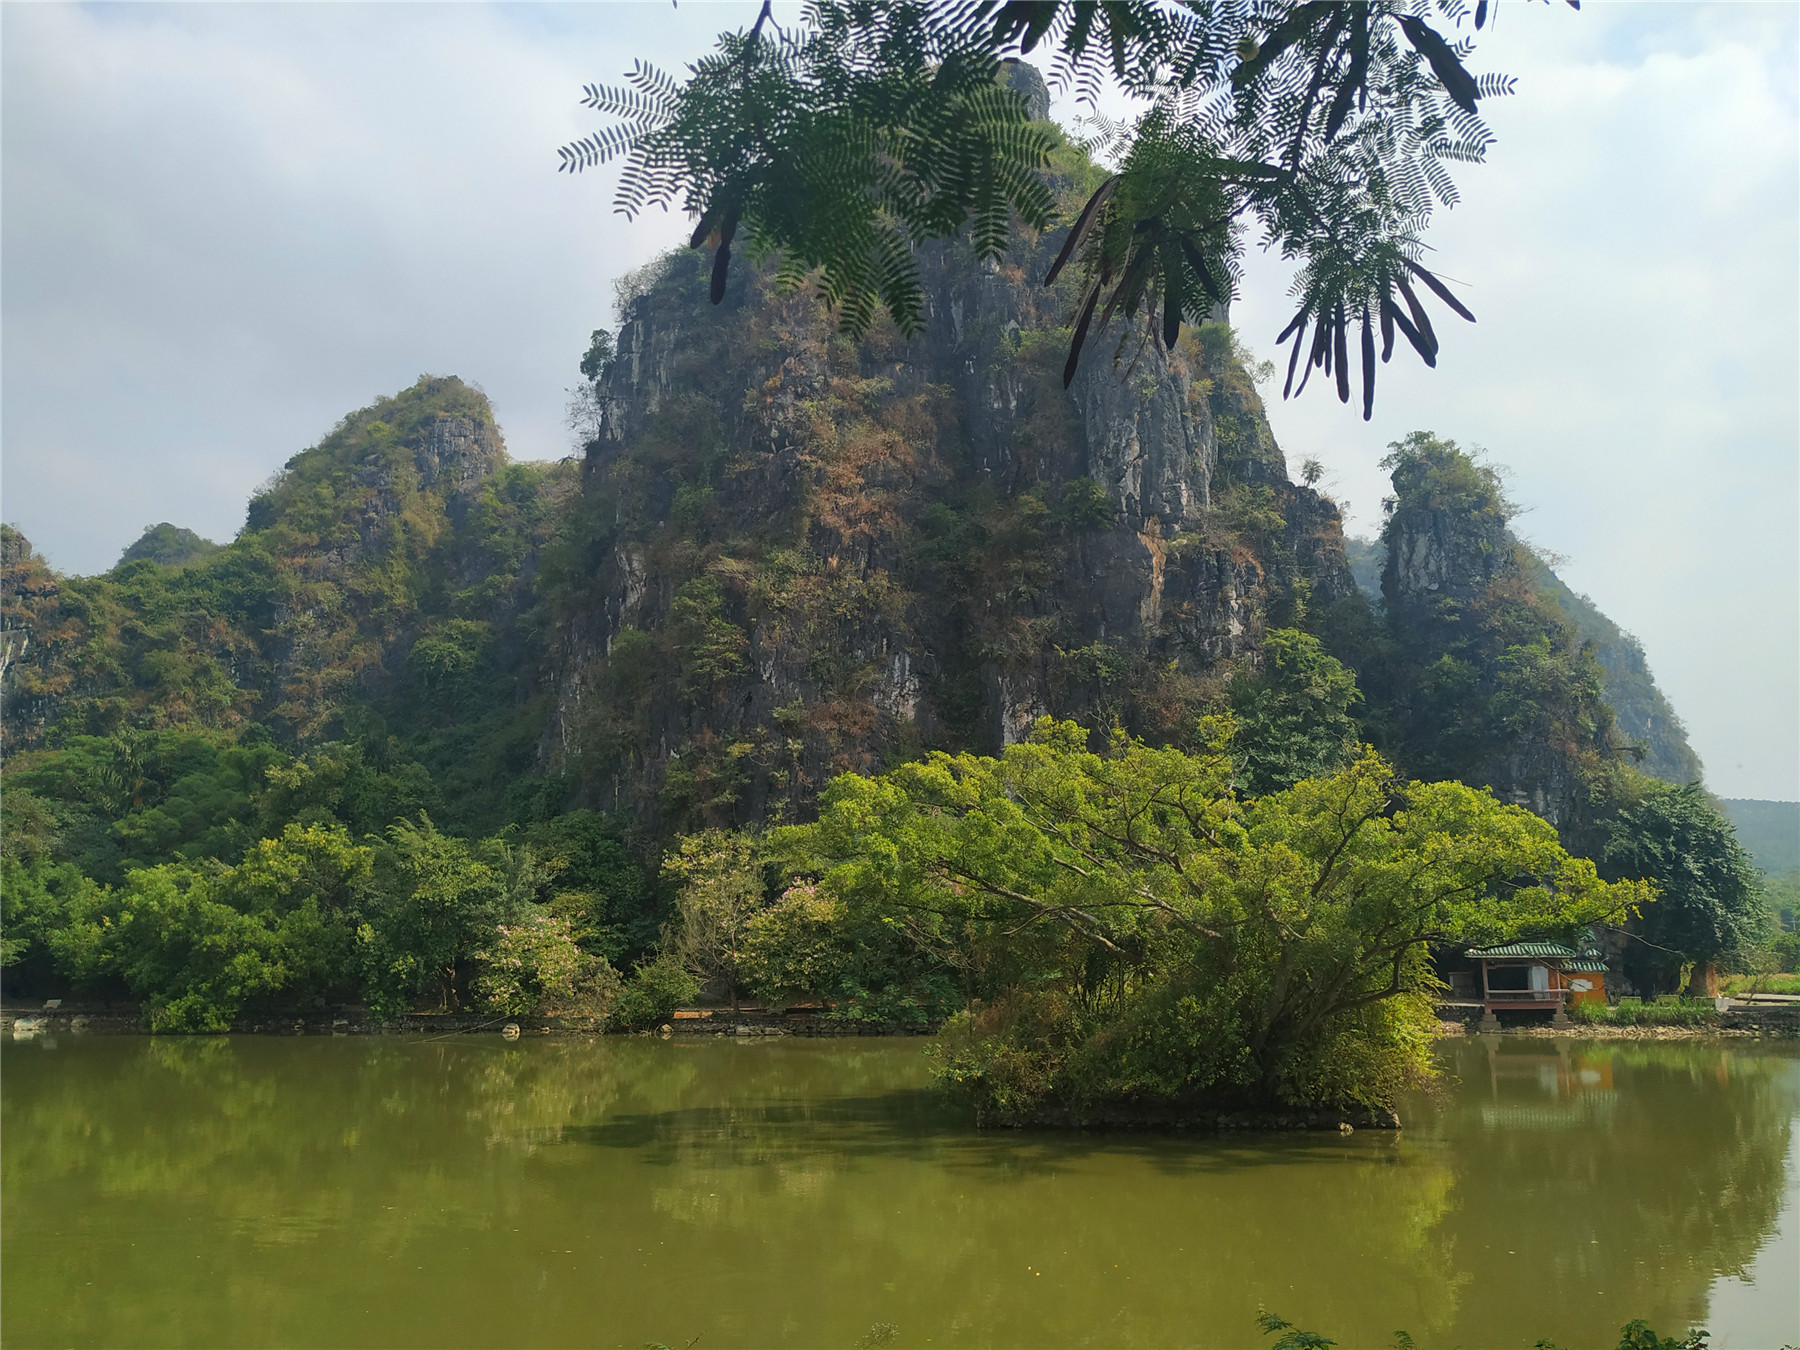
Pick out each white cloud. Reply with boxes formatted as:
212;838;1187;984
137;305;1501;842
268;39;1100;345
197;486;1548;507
2;2;1795;797
2;1;715;565
1228;2;1799;800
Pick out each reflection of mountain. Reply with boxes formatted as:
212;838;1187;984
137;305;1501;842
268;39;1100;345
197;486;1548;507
2;1037;1793;1349
1426;1040;1799;1347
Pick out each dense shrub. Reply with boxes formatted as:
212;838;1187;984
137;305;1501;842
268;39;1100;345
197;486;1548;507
609;956;700;1030
475;912;621;1019
49;866;288;1033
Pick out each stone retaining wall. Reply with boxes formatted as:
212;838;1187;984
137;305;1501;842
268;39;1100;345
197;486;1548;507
662;1010;933;1037
0;1004;936;1039
1429;1002;1800;1039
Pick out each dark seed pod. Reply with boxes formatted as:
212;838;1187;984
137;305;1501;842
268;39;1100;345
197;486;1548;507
1394;274;1438;357
1360;306;1377;420
1333;304;1351;404
1064;281;1104;389
1282;309;1311;399
710;208;738;306
1045;176;1119;286
1403;261;1477;323
1163;250;1183;350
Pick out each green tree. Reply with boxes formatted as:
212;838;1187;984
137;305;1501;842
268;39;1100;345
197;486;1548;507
578;329;615;386
1229;627;1362;795
665;829;767;1005
357;816;507;1015
737;880;960;1025
520;809;660;965
215;823;373;1004
567;0;1539;416
48;866;288;1033
1602;784;1768;995
474;911;620;1019
668;576;748;700
1;855;101;978
608;954;701;1029
777;718;1645;1119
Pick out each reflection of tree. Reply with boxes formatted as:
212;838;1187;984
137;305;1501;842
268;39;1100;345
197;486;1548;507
2;1038;1792;1349
2;1037;650;1347
609;1064;1470;1347
1425;1040;1798;1348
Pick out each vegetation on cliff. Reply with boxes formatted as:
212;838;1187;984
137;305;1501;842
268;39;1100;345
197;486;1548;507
0;377;688;1027
1322;433;1771;991
2;377;568;833
539;127;1355;834
1340;522;1704;788
1;124;1782;1085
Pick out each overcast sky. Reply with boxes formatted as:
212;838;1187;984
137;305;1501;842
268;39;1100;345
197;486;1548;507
2;2;1795;800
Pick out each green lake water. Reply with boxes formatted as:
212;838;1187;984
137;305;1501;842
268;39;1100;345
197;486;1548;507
3;1034;1796;1350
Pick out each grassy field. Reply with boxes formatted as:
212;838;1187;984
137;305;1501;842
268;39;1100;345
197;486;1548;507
1720;973;1800;996
1570;999;1717;1026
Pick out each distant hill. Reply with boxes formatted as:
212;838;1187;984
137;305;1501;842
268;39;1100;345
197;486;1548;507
1;375;573;834
117;523;220;569
1342;535;1383;601
1342;535;1703;787
1719;799;1800;875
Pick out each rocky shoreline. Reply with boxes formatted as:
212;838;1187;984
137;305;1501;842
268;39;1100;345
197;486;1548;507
6;1003;1794;1042
0;1004;932;1040
1430;1005;1800;1040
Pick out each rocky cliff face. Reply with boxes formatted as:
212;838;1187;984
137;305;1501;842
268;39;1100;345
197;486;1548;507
1362;435;1660;837
2;76;1692;847
1343;526;1702;793
542;194;1354;826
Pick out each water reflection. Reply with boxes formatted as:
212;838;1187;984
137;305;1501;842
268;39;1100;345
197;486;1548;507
2;1035;1794;1349
1428;1039;1798;1347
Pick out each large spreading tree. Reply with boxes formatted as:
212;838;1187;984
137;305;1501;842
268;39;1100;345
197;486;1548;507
771;718;1644;1119
561;0;1574;418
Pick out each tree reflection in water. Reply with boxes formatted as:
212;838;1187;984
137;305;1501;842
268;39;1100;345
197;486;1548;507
1;1035;1794;1349
1426;1038;1798;1347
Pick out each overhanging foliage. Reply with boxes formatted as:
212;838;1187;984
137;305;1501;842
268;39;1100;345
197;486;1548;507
561;0;1573;417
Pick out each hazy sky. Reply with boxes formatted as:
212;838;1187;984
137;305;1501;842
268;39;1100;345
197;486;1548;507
3;2;1796;799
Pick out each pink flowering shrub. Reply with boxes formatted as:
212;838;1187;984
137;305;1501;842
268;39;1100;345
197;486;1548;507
474;911;619;1018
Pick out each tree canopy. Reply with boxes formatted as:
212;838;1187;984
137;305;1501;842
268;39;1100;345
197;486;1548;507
562;0;1572;416
1602;783;1768;992
774;717;1644;1117
1229;626;1362;795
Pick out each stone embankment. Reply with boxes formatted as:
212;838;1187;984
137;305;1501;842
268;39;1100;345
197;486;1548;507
1431;1002;1800;1040
659;1008;932;1038
0;1003;933;1039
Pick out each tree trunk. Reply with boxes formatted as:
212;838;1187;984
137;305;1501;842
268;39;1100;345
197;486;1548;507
1683;962;1718;998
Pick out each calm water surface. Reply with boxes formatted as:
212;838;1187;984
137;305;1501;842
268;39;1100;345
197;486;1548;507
3;1034;1796;1349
